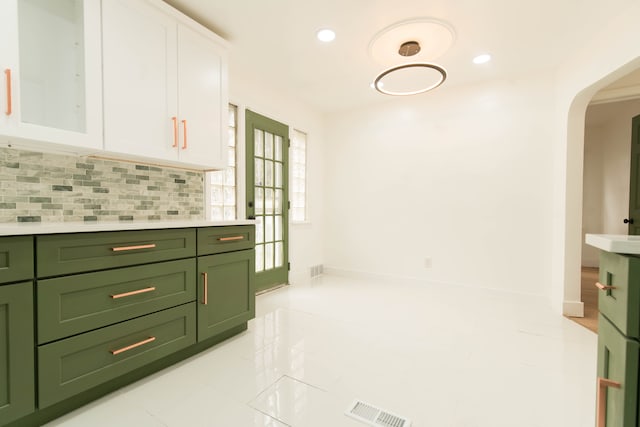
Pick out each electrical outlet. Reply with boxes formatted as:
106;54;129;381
424;257;432;268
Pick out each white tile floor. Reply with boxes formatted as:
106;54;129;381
44;275;597;427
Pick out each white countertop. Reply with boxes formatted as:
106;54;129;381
0;220;255;236
585;233;640;254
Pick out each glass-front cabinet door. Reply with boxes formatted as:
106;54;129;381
0;0;102;151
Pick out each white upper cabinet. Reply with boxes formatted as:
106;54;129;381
0;0;103;152
102;0;229;170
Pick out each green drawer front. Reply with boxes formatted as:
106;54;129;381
597;314;639;427
197;226;255;255
0;236;33;285
36;228;196;277
197;250;255;341
37;259;197;344
38;303;196;408
0;282;35;426
598;252;640;338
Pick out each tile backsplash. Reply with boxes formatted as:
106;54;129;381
0;148;204;223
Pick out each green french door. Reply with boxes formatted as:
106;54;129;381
246;110;289;292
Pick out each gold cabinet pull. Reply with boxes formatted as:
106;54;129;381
110;286;156;299
4;69;11;116
218;236;244;242
595;282;616;291
202;272;208;305
110;336;156;355
111;244;156;252
597;377;621;427
172;116;178;147
181;119;188;149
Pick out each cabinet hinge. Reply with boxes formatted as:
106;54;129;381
288;201;291;210
288;138;291;148
288;262;291;271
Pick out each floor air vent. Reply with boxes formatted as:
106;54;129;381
345;400;411;427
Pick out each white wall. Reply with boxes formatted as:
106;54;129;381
582;99;640;267
553;1;640;315
228;64;325;284
323;73;556;296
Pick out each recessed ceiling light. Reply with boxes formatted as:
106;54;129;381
316;29;336;42
473;54;492;64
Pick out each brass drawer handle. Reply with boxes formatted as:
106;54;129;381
4;69;11;116
202;272;208;305
595;282;616;291
172;116;178;148
112;244;157;252
110;286;156;299
597;377;621;427
110;336;156;355
218;236;244;242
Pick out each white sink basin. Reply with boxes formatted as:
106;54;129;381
585;234;640;254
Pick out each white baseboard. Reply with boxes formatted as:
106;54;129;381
563;300;585;317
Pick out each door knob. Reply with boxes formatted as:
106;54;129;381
624;218;634;224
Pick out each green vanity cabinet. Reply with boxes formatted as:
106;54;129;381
0;236;33;285
197;226;255;342
596;252;640;427
0;282;35;426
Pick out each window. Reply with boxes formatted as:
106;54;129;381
290;129;307;222
208;104;237;220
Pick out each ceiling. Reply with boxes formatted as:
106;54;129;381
163;0;637;114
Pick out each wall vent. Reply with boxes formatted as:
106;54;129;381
310;264;324;278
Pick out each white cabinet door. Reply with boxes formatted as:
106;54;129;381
102;0;178;162
102;0;228;170
0;0;102;152
177;24;228;169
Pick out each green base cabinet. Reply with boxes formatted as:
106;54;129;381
596;252;640;427
0;282;35;426
197;249;255;341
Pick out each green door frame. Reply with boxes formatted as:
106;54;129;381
245;110;289;292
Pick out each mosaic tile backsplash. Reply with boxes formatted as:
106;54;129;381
0;148;205;223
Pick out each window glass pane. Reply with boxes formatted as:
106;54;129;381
265;215;274;242
265;243;274;270
265;189;274;214
265;132;274;159
207;104;237;221
275;162;282;188
255;130;263;157
255;188;264;215
224;207;236;221
265;160;273;187
275;215;283;240
255;158;263;186
211;206;223;221
275;136;283;161
256;244;264;272
275;189;283;214
256;216;264;244
275;241;283;268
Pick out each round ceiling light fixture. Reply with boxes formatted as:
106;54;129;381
316;28;336;42
373;62;447;96
368;18;456;65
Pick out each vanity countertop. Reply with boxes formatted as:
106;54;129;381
585;233;640;254
0;220;255;236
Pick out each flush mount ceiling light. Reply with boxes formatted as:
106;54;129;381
373;62;447;96
316;28;336;42
368;17;456;65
